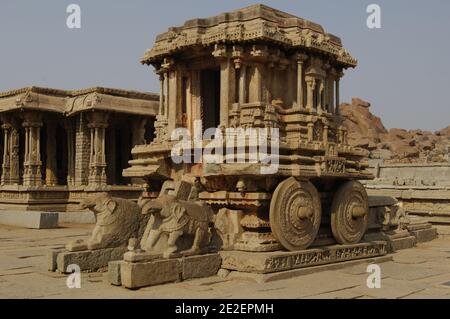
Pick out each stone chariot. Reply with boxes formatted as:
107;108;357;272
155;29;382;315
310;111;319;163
123;4;373;254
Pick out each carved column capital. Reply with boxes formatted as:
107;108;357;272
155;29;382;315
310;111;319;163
295;53;309;63
212;43;229;59
21;111;43;128
161;57;175;71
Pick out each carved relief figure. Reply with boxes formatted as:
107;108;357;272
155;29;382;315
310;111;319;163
140;194;214;258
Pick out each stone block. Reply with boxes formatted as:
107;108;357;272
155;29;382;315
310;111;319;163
55;247;127;273
58;211;96;224
108;260;123;286
220;241;387;274
368;196;397;208
0;211;59;229
411;228;438;243
48;248;65;272
182;254;222;280
389;236;417;252
121;259;181;289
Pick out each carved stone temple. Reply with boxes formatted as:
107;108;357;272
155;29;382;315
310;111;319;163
0;87;158;211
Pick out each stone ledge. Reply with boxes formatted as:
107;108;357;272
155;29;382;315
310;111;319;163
364;232;416;253
411;228;438;243
117;253;222;289
389;236;417;252
227;255;393;284
48;247;127;273
58;211;95;224
220;241;388;274
0;211;58;229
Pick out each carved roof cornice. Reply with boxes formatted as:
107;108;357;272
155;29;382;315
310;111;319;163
71;87;159;101
0;86;159;117
141;4;357;68
0;86;70;99
0;86;158;101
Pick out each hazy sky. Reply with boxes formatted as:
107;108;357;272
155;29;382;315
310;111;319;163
1;0;449;131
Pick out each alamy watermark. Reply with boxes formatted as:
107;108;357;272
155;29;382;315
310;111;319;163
66;4;81;29
170;120;280;175
367;4;382;29
66;264;81;289
366;264;382;289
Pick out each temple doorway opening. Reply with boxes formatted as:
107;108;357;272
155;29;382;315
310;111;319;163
200;69;220;132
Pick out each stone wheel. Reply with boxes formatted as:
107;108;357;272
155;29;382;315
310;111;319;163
270;177;321;251
330;181;369;245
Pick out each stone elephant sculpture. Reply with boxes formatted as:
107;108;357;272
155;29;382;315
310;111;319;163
66;193;143;251
141;194;214;258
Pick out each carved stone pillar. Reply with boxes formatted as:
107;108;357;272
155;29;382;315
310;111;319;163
64;120;75;186
158;72;164;116
328;73;335;114
323;78;329;113
168;70;181;134
254;64;263;103
335;71;343;115
10;124;20;185
305;77;315;111
219;57;235;127
296;54;308;109
239;65;247;105
132;118;147;147
307;123;314;142
22;112;43;187
318;79;324;114
45;121;58;186
163;70;169;118
0;116;19;185
74;114;90;186
87;112;109;187
1;122;11;185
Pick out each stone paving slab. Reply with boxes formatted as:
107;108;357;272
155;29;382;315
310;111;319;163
0;224;449;299
345;277;427;299
0;211;58;229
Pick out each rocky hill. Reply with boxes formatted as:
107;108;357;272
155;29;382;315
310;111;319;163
340;98;450;163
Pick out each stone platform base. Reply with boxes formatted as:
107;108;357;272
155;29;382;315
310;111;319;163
226;255;394;284
48;247;127;273
407;217;438;243
58;211;96;224
220;241;387;274
0;210;58;229
410;228;438;243
113;253;222;289
364;231;416;253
